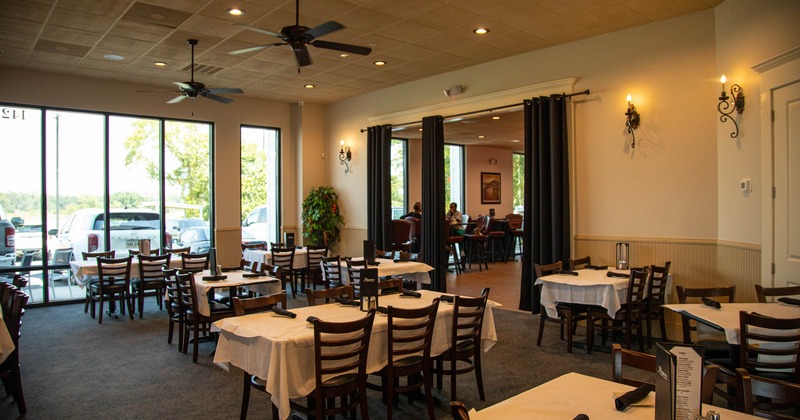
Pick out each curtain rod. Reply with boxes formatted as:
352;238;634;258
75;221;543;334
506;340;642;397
359;89;590;132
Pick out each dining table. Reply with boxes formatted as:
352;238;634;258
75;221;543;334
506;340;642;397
70;258;182;285
467;372;756;419
242;247;308;270
191;269;283;317
335;257;434;288
212;290;499;420
0;308;14;364
662;302;800;345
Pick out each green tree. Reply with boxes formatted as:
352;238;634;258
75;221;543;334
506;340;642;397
240;142;268;219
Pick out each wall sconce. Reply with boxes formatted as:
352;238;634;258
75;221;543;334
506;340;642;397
339;140;351;173
625;94;640;148
718;75;745;138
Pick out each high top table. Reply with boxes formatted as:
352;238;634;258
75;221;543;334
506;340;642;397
213;290;499;420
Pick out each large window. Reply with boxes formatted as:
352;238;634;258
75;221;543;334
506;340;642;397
390;139;407;219
444;144;464;215
512;153;524;215
240;126;280;245
0;103;214;305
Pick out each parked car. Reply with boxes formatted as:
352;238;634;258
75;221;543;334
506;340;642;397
14;221;44;260
0;203;14;258
175;226;256;254
242;205;269;241
49;208;171;257
167;217;207;240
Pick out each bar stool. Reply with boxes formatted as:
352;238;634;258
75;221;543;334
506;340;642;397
486;217;507;263
463;216;489;271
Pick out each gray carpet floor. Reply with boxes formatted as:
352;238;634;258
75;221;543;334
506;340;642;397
0;295;623;419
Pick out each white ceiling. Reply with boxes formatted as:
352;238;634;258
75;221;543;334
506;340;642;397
0;0;722;106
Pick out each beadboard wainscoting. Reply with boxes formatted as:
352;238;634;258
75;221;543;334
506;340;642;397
574;235;761;340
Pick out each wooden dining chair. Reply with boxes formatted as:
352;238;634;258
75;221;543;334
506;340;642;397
504;213;523;261
587;268;650;353
644;261;671;348
303;245;328;291
175;271;235;363
232;292;287;420
535;261;586;353
180;252;209;271
162;268;184;352
568;256;591;271
738;311;800;383
305;284;356;306
345;257;367;291
289;310;376;420
377;278;404;294
321;255;344;289
81;250;116;313
736;367;800;419
368;299;440;420
0;288;29;415
90;256;134;324
131;253;171;318
270;246;296;298
755;284;800;302
485;217;507;263
434;288;490;402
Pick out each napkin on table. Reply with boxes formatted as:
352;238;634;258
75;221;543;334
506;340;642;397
588;264;608;270
242;272;265;278
614;383;654;411
557;270;579;276
401;289;421;298
778;297;800;306
272;307;297;318
606;272;629;278
701;297;722;309
334;297;360;306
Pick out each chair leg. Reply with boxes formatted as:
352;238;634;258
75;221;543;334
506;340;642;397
98;295;104;324
127;292;135;320
240;371;251;420
564;309;574;353
536;312;547;346
424;365;436;420
474;349;486;401
586;313;595;354
167;316;174;345
450;358;457;403
192;322;200;363
138;288;145;319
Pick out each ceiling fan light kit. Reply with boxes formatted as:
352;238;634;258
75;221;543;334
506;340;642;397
229;0;372;67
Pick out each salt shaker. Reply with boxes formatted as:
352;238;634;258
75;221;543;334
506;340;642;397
706;411;721;420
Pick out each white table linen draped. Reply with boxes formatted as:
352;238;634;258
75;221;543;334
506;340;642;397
663;302;800;344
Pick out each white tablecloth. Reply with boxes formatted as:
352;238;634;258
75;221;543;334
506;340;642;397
535;269;631;318
0;309;14;364
213;290;499;420
193;270;282;316
470;372;756;419
663;302;800;344
242;248;308;270
331;257;433;286
70;258;182;284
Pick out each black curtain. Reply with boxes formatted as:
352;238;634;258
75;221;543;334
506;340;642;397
366;125;393;251
420;116;446;292
520;95;571;312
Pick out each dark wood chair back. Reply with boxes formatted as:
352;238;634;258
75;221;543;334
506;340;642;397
736;367;800;419
377;278;404;294
161;247;190;255
739;311;800;383
305;245;328;288
676;285;735;343
232;291;287;316
137;254;171;281
270;246;295;271
755;284;800;303
180;252;209;271
322;256;344;288
533;261;562;278
345;257;367;287
612;343;655;387
82;250;115;260
306;284;356;306
96;256;133;291
569;256;591;271
241;241;267;252
391;219;413;251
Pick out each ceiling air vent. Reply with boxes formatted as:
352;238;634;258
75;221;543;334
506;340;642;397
181;63;224;75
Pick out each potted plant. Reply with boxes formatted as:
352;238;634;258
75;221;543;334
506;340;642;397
302;186;345;252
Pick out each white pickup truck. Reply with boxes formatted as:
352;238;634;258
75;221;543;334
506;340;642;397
50;208;170;256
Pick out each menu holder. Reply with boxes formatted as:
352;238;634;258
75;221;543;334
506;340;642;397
359;268;379;312
655;342;705;420
363;240;376;266
284;232;295;248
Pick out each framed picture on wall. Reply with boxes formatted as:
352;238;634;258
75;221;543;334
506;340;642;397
481;172;501;204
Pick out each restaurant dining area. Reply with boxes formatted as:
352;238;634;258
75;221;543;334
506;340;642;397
1;0;800;418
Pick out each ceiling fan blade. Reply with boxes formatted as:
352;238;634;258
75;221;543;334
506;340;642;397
311;40;372;55
229;44;274;55
208;87;243;94
204;93;234;104
305;21;344;39
174;81;192;91
294;46;312;67
167;95;187;104
234;23;282;38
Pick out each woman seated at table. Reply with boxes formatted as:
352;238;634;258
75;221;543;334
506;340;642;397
446;202;465;235
399;201;422;219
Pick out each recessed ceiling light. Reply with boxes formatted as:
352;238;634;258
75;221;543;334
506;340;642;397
478;135;485;139
153;61;167;67
492;116;501;120
510;139;520;143
340;53;349;58
304;84;315;89
373;60;386;66
104;54;124;61
227;8;244;16
473;27;489;35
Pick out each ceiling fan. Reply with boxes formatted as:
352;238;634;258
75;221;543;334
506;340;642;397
229;0;372;67
167;39;243;104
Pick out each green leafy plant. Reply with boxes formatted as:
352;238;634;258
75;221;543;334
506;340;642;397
302;186;345;251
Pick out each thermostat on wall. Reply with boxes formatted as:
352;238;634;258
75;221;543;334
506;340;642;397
740;179;752;192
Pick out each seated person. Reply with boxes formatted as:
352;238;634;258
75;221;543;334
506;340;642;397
400;201;422;219
446;202;465;235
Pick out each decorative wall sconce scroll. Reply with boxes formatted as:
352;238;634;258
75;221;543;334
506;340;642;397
339;140;352;173
718;75;745;138
625;94;640;148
